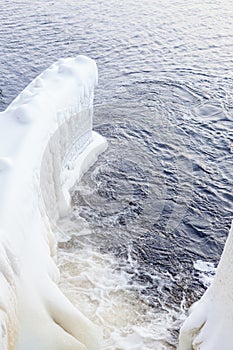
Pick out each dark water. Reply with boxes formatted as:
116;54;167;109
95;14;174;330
1;0;233;348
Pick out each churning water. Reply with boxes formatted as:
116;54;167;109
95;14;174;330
1;0;233;348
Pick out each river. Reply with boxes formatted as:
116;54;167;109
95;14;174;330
1;0;233;348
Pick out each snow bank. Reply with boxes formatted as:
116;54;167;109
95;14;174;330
178;222;233;349
0;56;107;349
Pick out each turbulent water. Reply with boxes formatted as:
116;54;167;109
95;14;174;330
1;0;233;348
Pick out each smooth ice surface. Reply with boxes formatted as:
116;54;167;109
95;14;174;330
179;222;233;349
0;56;107;349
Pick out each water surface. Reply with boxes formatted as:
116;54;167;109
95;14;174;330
1;0;233;348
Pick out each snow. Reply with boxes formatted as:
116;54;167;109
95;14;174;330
179;222;233;349
193;260;216;288
0;56;107;349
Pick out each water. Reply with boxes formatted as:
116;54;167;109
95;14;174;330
1;0;233;348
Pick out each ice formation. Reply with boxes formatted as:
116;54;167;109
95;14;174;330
178;222;233;349
0;56;107;349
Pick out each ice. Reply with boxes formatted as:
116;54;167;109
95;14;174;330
0;56;107;349
179;222;233;349
193;260;216;288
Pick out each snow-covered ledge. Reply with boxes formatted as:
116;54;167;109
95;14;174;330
179;222;233;349
0;56;107;350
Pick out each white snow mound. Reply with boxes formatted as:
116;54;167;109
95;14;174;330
0;56;107;350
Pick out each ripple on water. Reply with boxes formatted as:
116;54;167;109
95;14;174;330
1;0;233;348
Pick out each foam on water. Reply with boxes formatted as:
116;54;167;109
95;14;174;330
193;260;216;288
56;223;217;349
58;241;182;350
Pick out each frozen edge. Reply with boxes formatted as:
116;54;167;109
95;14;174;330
178;222;233;349
0;56;107;349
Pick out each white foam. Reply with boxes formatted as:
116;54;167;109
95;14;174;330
193;260;216;288
58;245;180;350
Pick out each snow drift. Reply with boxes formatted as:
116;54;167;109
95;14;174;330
0;56;107;349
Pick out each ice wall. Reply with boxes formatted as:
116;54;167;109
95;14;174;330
0;56;107;350
178;222;233;349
